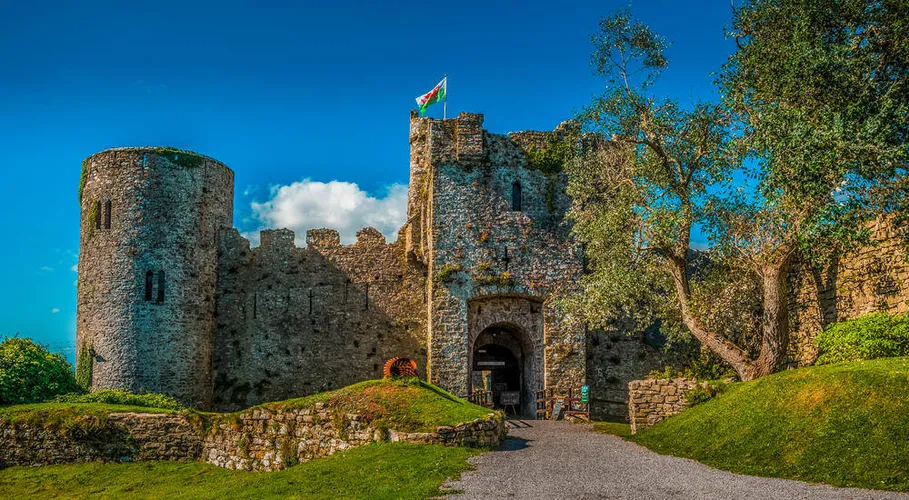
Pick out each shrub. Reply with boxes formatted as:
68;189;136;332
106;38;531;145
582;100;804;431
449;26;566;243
54;389;185;410
815;312;909;365
0;337;83;405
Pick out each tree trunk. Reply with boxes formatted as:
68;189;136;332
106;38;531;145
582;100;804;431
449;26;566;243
752;257;792;378
665;254;757;380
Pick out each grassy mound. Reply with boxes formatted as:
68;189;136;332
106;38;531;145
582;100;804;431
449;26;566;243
255;377;492;432
634;357;909;492
0;442;478;499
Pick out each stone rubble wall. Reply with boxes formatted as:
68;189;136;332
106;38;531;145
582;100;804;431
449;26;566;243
0;409;506;471
213;227;427;411
628;378;707;435
0;413;202;467
788;218;909;365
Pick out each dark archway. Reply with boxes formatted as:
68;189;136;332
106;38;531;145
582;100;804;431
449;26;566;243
471;324;535;417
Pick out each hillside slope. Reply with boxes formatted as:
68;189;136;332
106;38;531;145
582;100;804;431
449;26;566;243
634;357;909;492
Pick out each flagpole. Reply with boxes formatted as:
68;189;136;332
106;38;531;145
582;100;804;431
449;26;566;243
443;74;448;120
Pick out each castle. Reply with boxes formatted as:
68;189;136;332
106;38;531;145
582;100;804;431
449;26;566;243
75;110;909;418
76;111;664;417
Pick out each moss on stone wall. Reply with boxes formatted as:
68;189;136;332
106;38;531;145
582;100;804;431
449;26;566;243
433;264;462;283
78;159;89;206
151;147;205;169
75;344;93;391
523;136;574;175
86;202;98;239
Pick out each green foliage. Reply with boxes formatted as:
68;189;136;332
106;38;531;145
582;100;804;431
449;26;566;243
523;135;575;175
0;443;480;499
544;178;557;213
151;147;205;169
719;0;909;270
0;337;82;406
633;357;909;492
432;263;462;283
75;343;93;391
78;158;89;205
815;312;909;365
54;390;185;411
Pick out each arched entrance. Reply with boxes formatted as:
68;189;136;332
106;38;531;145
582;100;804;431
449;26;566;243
471;323;535;417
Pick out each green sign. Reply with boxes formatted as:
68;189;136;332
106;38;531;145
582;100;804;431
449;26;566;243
581;385;589;404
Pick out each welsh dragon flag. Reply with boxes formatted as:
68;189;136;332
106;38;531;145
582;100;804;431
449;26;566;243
415;77;447;116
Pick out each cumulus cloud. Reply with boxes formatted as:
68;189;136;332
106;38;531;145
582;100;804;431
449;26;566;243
247;180;408;246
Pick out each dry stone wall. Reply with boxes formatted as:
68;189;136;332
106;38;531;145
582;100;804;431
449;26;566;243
213;227;427;411
0;413;202;467
628;378;707;434
0;410;506;471
788;218;909;365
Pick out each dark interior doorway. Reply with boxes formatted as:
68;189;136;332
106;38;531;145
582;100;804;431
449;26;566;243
471;325;533;417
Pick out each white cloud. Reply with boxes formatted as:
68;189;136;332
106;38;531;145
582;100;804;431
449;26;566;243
71;263;78;272
247;180;408;246
51;308;60;314
39;266;53;273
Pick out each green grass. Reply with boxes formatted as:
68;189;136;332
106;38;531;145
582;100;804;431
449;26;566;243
256;377;492;432
632;357;909;492
592;421;632;439
0;402;176;428
0;442;479;500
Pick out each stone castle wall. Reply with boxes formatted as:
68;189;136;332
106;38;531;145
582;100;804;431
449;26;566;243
789;218;909;365
76;112;662;417
212;227;427;411
77;148;233;408
404;112;587;409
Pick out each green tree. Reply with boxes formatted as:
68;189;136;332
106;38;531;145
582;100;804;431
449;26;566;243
0;337;82;405
715;0;909;361
570;11;772;380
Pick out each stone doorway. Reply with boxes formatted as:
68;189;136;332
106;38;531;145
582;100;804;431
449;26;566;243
470;323;536;417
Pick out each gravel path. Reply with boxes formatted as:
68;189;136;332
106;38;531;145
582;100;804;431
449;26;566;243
443;420;907;500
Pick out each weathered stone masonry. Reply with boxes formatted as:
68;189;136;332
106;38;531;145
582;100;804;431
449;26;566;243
788;218;909;365
0;409;506;471
77;113;660;418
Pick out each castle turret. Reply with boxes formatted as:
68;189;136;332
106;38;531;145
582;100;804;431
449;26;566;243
76;147;234;408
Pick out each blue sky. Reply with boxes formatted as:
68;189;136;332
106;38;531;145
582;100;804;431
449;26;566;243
0;0;736;361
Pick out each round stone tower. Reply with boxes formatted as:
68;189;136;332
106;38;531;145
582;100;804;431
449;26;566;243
76;147;234;409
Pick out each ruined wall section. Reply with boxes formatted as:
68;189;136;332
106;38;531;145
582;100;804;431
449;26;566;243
413;112;586;398
789;218;909;365
213;227;427;411
77;148;233;409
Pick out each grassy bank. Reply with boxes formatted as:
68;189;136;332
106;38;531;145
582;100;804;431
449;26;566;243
0;442;478;499
255;377;492;432
631;357;909;492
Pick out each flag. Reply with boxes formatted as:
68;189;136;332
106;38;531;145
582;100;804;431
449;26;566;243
415;77;447;116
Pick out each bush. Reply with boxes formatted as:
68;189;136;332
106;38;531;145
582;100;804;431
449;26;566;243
685;382;728;406
0;337;83;405
54;390;185;410
815;312;909;365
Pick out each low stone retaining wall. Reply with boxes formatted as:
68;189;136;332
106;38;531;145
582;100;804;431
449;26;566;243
628;378;707;434
0;406;507;471
0;413;201;467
